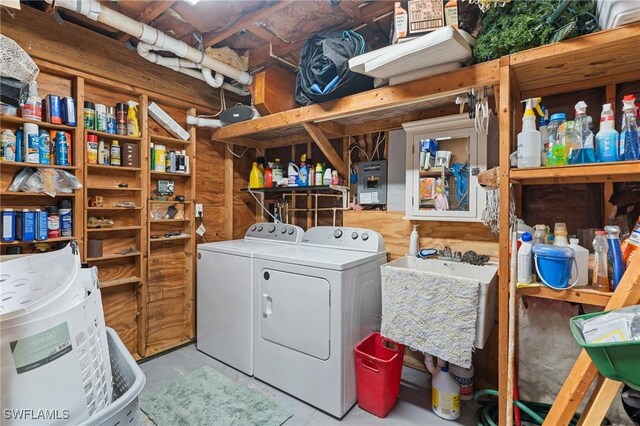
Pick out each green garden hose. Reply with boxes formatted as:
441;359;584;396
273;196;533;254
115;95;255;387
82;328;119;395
473;389;610;426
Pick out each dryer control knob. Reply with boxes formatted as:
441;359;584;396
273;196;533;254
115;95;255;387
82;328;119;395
250;225;257;231
257;225;263;232
281;227;287;234
288;228;295;235
361;232;370;241
268;225;276;233
351;232;359;240
334;229;343;239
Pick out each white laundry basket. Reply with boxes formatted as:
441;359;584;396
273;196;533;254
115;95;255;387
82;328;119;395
79;328;146;426
1;244;112;425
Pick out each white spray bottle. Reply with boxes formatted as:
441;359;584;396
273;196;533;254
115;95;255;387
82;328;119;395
516;97;543;168
409;224;419;257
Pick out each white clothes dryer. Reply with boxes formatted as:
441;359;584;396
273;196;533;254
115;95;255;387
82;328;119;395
252;226;386;418
196;223;304;375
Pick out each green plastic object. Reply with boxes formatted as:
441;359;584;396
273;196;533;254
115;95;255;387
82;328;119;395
570;311;640;391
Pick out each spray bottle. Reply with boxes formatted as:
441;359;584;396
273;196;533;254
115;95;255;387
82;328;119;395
298;154;309;187
596;103;619;162
126;101;140;137
620;94;639;161
539;107;550;166
568;101;595;164
516;97;543;168
604;225;626;290
409;225;419;257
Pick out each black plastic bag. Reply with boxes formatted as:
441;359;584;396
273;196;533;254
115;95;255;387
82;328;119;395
295;30;374;106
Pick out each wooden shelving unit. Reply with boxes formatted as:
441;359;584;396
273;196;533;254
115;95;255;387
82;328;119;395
517;285;613;307
145;102;196;356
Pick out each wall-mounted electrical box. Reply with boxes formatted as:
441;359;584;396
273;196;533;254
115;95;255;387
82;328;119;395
357;160;387;205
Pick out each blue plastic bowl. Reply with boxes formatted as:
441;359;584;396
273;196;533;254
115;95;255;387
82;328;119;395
532;244;576;289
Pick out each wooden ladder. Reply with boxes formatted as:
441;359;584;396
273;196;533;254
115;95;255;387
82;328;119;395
542;253;640;425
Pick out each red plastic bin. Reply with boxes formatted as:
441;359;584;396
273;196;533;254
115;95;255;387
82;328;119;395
354;332;405;418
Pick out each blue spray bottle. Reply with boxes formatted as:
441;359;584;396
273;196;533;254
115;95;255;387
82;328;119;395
297;154;309;187
15;127;23;162
620;94;639;161
604;225;626;290
595;103;619;162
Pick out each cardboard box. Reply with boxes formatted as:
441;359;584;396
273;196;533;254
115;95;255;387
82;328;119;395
393;0;445;43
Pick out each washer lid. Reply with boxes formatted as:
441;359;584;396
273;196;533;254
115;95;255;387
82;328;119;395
254;245;386;270
197;239;289;256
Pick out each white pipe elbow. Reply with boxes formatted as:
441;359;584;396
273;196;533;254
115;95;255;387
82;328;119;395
186;116;223;128
423;352;437;375
201;69;224;88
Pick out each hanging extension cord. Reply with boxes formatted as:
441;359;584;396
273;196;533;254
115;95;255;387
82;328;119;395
473;389;611;426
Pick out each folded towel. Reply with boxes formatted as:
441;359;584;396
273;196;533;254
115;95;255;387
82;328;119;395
381;264;479;368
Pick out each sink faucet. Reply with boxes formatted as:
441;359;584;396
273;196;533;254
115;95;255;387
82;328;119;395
439;245;462;262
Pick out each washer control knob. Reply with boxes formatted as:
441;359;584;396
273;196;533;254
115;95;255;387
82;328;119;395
250;225;257;232
268;225;276;233
351;232;359;240
288;228;295;235
361;232;370;241
334;229;343;239
257;225;263;232
281;227;287;234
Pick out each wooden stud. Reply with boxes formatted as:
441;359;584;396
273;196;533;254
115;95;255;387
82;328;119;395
302;123;348;177
577;377;623;426
185;107;197;340
224;144;234;239
477;167;500;189
74;76;86;258
137;93;149;358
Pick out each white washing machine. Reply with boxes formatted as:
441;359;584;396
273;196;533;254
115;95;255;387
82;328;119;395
252;226;387;418
196;222;304;375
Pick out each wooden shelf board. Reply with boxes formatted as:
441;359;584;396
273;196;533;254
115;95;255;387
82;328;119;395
150;219;191;223
87;164;141;171
86;225;142;232
86;251;141;262
148;199;193;203
150;134;191;145
87;186;142;191
150;171;191;177
87;206;142;210
517;285;613;307
240;185;348;194
0;161;77;170
149;234;191;242
419;167;449;177
1;115;77;131
100;276;140;289
0;236;76;246
510;161;640;185
0;191;76;197
86;130;142;142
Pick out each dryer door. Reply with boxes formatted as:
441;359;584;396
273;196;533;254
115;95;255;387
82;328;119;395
259;268;330;360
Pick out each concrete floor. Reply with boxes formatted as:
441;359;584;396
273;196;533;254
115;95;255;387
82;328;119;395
139;343;478;425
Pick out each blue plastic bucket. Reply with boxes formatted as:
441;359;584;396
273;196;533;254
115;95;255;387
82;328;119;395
532;244;578;289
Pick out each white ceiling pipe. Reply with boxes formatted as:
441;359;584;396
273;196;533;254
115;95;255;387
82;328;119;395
186;115;223;128
47;0;253;85
170;66;249;96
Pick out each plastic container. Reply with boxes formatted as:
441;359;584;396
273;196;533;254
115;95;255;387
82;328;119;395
569;238;589;287
288;161;299;187
272;158;284;183
517;232;533;284
79;328;146;426
592;231;610;292
553;222;569;246
596;103;619;162
605;225;626;290
532;244;578;289
409;225;419;257
21;82;42;121
532;224;547;246
354;333;405;418
547;113;568;166
516;98;542;168
568;101;596;164
540;112;550;166
110;141;121;166
432;366;461;420
249;162;264;188
153;144;166;172
620;94;639;161
570;310;640;391
449;363;474;401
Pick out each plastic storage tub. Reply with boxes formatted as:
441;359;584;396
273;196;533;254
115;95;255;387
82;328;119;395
355;333;405;418
570;311;640;391
80;328;146;426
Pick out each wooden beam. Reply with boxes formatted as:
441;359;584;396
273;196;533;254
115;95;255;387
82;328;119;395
543;253;640;425
211;136;265;150
224;145;234;240
316;121;345;137
577;377;623;426
117;1;176;43
302;123;347;177
477;167;499;189
212;60;500;141
202;1;294;47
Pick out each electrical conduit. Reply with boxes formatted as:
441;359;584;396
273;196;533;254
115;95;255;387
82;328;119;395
47;0;252;92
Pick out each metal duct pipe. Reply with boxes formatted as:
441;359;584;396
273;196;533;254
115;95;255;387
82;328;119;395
47;0;253;86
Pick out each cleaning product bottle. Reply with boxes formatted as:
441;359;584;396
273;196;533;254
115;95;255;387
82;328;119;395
449;364;474;401
287;161;299;187
517;232;533;284
432;366;461;420
272;158;284;185
592;231;610;292
516;97;543;168
553;223;569;246
569;238;588;287
22;82;42;121
620;94;639;161
532;224;547;246
568;101;596;164
323;167;332;185
596;103;620;162
409;225;419;257
110;140;121;166
298;154;309;187
604;225;626;290
547;113;568;166
621;218;640;266
126;100;140;137
539;107;550;166
249;162;264;188
315;163;323;186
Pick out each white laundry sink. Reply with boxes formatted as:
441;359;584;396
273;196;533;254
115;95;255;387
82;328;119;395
382;256;498;349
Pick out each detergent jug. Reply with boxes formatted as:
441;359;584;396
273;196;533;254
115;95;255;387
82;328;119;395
288;161;299;187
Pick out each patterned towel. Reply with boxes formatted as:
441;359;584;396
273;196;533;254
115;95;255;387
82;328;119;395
381;264;479;368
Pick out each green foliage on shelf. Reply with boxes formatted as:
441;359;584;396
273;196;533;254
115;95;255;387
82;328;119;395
473;0;600;63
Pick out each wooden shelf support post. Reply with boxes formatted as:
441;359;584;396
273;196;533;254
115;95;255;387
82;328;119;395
302;122;348;177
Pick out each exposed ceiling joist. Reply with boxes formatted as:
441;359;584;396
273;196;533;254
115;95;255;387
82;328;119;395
202;0;294;48
117;0;176;43
302;123;347;177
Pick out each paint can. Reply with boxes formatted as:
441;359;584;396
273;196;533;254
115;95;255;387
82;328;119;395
45;95;62;124
54;131;68;166
23;122;40;163
153;144;166;172
61;97;77;126
38;129;51;165
116;103;127;135
87;134;98;164
84;101;96;130
106;106;117;134
95;103;107;132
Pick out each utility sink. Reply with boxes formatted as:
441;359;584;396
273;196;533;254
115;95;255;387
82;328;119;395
381;256;498;349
